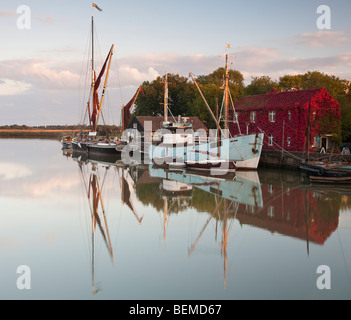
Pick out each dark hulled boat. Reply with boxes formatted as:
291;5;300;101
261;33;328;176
299;161;351;178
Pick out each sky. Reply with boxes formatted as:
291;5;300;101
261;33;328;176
0;0;351;126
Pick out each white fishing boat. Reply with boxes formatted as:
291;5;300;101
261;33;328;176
148;48;264;170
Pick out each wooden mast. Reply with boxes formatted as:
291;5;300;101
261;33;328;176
164;73;169;123
224;49;229;139
91;5;95;132
305;101;311;162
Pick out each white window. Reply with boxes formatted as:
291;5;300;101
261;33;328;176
233;112;239;123
250;111;256;123
269;111;276;122
268;134;274;146
268;184;273;194
287;136;291;147
267;206;274;218
288;111;291;121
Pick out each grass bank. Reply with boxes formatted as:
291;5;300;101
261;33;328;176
0;129;83;140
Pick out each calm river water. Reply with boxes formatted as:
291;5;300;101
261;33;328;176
0;138;351;300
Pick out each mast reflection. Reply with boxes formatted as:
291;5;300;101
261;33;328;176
72;151;143;295
66;151;343;292
145;165;341;287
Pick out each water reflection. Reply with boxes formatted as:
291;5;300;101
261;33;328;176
75;158;113;295
72;151;145;295
68;151;345;292
143;163;341;250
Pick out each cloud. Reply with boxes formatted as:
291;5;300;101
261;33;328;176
114;65;160;87
0;53;222;97
0;10;16;17
0;79;32;96
1;47;351;125
21;176;79;199
34;14;55;24
294;31;349;48
0;162;32;180
230;46;351;82
116;53;220;81
0;58;80;91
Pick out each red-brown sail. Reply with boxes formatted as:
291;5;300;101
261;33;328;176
89;47;113;130
122;85;144;131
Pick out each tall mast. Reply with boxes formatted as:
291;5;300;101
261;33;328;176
224;46;230;138
91;5;95;131
92;6;94;75
164;73;168;123
91;6;95;96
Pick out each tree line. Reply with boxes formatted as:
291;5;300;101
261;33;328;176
133;69;351;141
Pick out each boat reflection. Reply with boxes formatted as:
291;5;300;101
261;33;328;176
144;165;341;287
148;164;263;288
72;150;143;295
75;155;113;295
66;152;343;292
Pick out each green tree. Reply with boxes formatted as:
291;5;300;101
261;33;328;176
279;74;303;91
301;71;345;98
133;69;245;129
337;92;351;141
245;76;279;95
133;74;191;118
279;71;350;141
189;68;245;128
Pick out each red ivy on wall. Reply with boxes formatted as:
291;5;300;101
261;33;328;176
230;88;341;152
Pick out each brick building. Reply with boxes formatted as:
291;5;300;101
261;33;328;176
231;88;341;152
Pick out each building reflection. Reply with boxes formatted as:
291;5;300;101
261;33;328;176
141;166;341;247
67;151;345;292
251;169;340;247
137;165;343;287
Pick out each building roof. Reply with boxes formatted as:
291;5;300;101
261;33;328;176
234;88;329;111
132;116;208;132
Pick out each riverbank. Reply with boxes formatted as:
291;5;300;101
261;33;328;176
0;129;83;140
2;131;350;169
0;124;121;140
259;150;351;169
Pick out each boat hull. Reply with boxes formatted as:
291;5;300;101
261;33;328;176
299;162;351;178
149;133;264;170
185;160;236;172
87;143;124;156
72;140;89;153
310;175;351;184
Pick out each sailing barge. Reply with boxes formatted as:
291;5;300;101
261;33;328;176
72;3;141;157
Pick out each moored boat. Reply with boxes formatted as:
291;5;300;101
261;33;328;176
148;60;264;170
71;3;141;158
60;135;72;149
299;161;351;178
